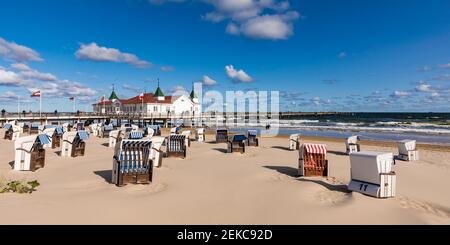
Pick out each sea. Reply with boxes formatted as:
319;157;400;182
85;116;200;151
224;112;450;146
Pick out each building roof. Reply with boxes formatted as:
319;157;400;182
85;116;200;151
154;84;164;97
93;93;177;106
109;89;119;101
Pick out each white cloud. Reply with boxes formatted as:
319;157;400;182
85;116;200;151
122;84;142;93
160;66;175;72
391;90;411;98
0;67;31;87
0;37;43;62
225;65;253;83
438;63;450;69
202;75;217;86
11;63;57;81
415;83;434;92
75;43;151;68
152;0;300;40
169;85;189;96
0;91;18;102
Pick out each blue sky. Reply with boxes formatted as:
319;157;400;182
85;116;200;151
0;0;449;112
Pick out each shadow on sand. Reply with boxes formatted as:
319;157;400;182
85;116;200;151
212;148;228;154
263;165;350;193
94;170;113;184
101;143;109;147
327;150;348;156
270;146;291;151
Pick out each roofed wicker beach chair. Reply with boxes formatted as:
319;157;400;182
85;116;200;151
99;124;114;138
14;134;50;171
298;143;328;177
144;127;155;138
397;140;419;161
109;129;122;148
227;134;247;154
247;130;259;147
62;123;70;133
28;123;39;135
3;123;20;140
215;128;228;143
74;122;85;131
348;151;396;198
146;125;161;136
112;139;153;187
90;123;101;137
170;126;180;135
196;128;205;142
181;130;192;147
126;131;145;140
43;126;64;149
289;133;301;150
150;136;165;168
61;130;89;157
166;134;186;158
345;135;360;154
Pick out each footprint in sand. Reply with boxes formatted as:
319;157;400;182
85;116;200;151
315;189;353;206
398;196;450;220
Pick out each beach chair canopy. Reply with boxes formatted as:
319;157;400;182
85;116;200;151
303;143;327;155
37;134;51;145
247;130;258;136
197;128;204;134
77;130;90;140
30;123;39;128
55;126;64;135
349;151;394;185
148;125;160;130
232;134;247;142
3;123;12;130
16;134;50;152
217;128;227;132
129;131;144;139
397;140;416;151
347;135;359;144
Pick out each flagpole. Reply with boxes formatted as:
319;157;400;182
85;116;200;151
73;97;76;113
17;95;20;119
39;91;42;118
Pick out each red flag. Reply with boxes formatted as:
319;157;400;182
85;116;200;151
139;93;144;100
69;97;75;101
31;90;41;97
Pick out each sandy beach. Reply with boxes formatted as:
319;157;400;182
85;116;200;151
0;128;449;225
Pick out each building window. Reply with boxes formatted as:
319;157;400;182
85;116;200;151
153;106;158;112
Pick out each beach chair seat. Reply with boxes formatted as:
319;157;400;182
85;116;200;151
215;129;228;143
112;139;153;187
109;130;122;148
289;134;300;150
247;130;259;147
61;130;89;157
348;151;396;198
227;135;247;154
346;135;360;154
197;128;205;142
397;140;419;161
14;134;50;171
150;136;165;168
181;130;192;147
166;135;186;158
298;143;328;177
74;122;85;131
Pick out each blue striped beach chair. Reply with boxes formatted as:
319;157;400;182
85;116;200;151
227;134;247;154
166;134;186;158
112;139;153;186
247;130;259;147
215;128;228;143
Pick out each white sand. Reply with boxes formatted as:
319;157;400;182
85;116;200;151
0;129;449;224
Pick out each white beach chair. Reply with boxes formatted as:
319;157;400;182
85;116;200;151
197;128;205;142
145;127;155;138
62;123;70;133
181;130;191;147
3;123;21;140
61;130;89;157
109;129;122;148
289;134;301;150
348;151;396;198
14;134;50;171
90;123;100;137
345;135;360;154
112;138;153;186
99;124;114;138
150;136;165;168
397;140;419;161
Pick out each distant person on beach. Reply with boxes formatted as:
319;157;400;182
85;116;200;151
266;124;271;130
